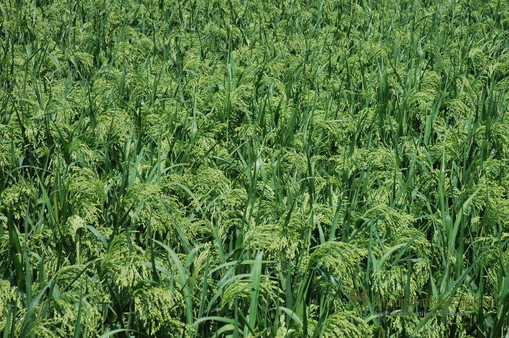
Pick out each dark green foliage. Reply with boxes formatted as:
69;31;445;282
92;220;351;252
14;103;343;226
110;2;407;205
1;0;509;336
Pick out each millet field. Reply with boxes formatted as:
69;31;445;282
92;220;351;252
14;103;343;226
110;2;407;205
1;0;509;337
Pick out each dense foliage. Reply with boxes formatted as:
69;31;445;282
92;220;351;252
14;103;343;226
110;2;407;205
1;0;509;336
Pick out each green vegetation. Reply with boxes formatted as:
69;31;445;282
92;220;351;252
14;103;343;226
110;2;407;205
1;0;508;336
